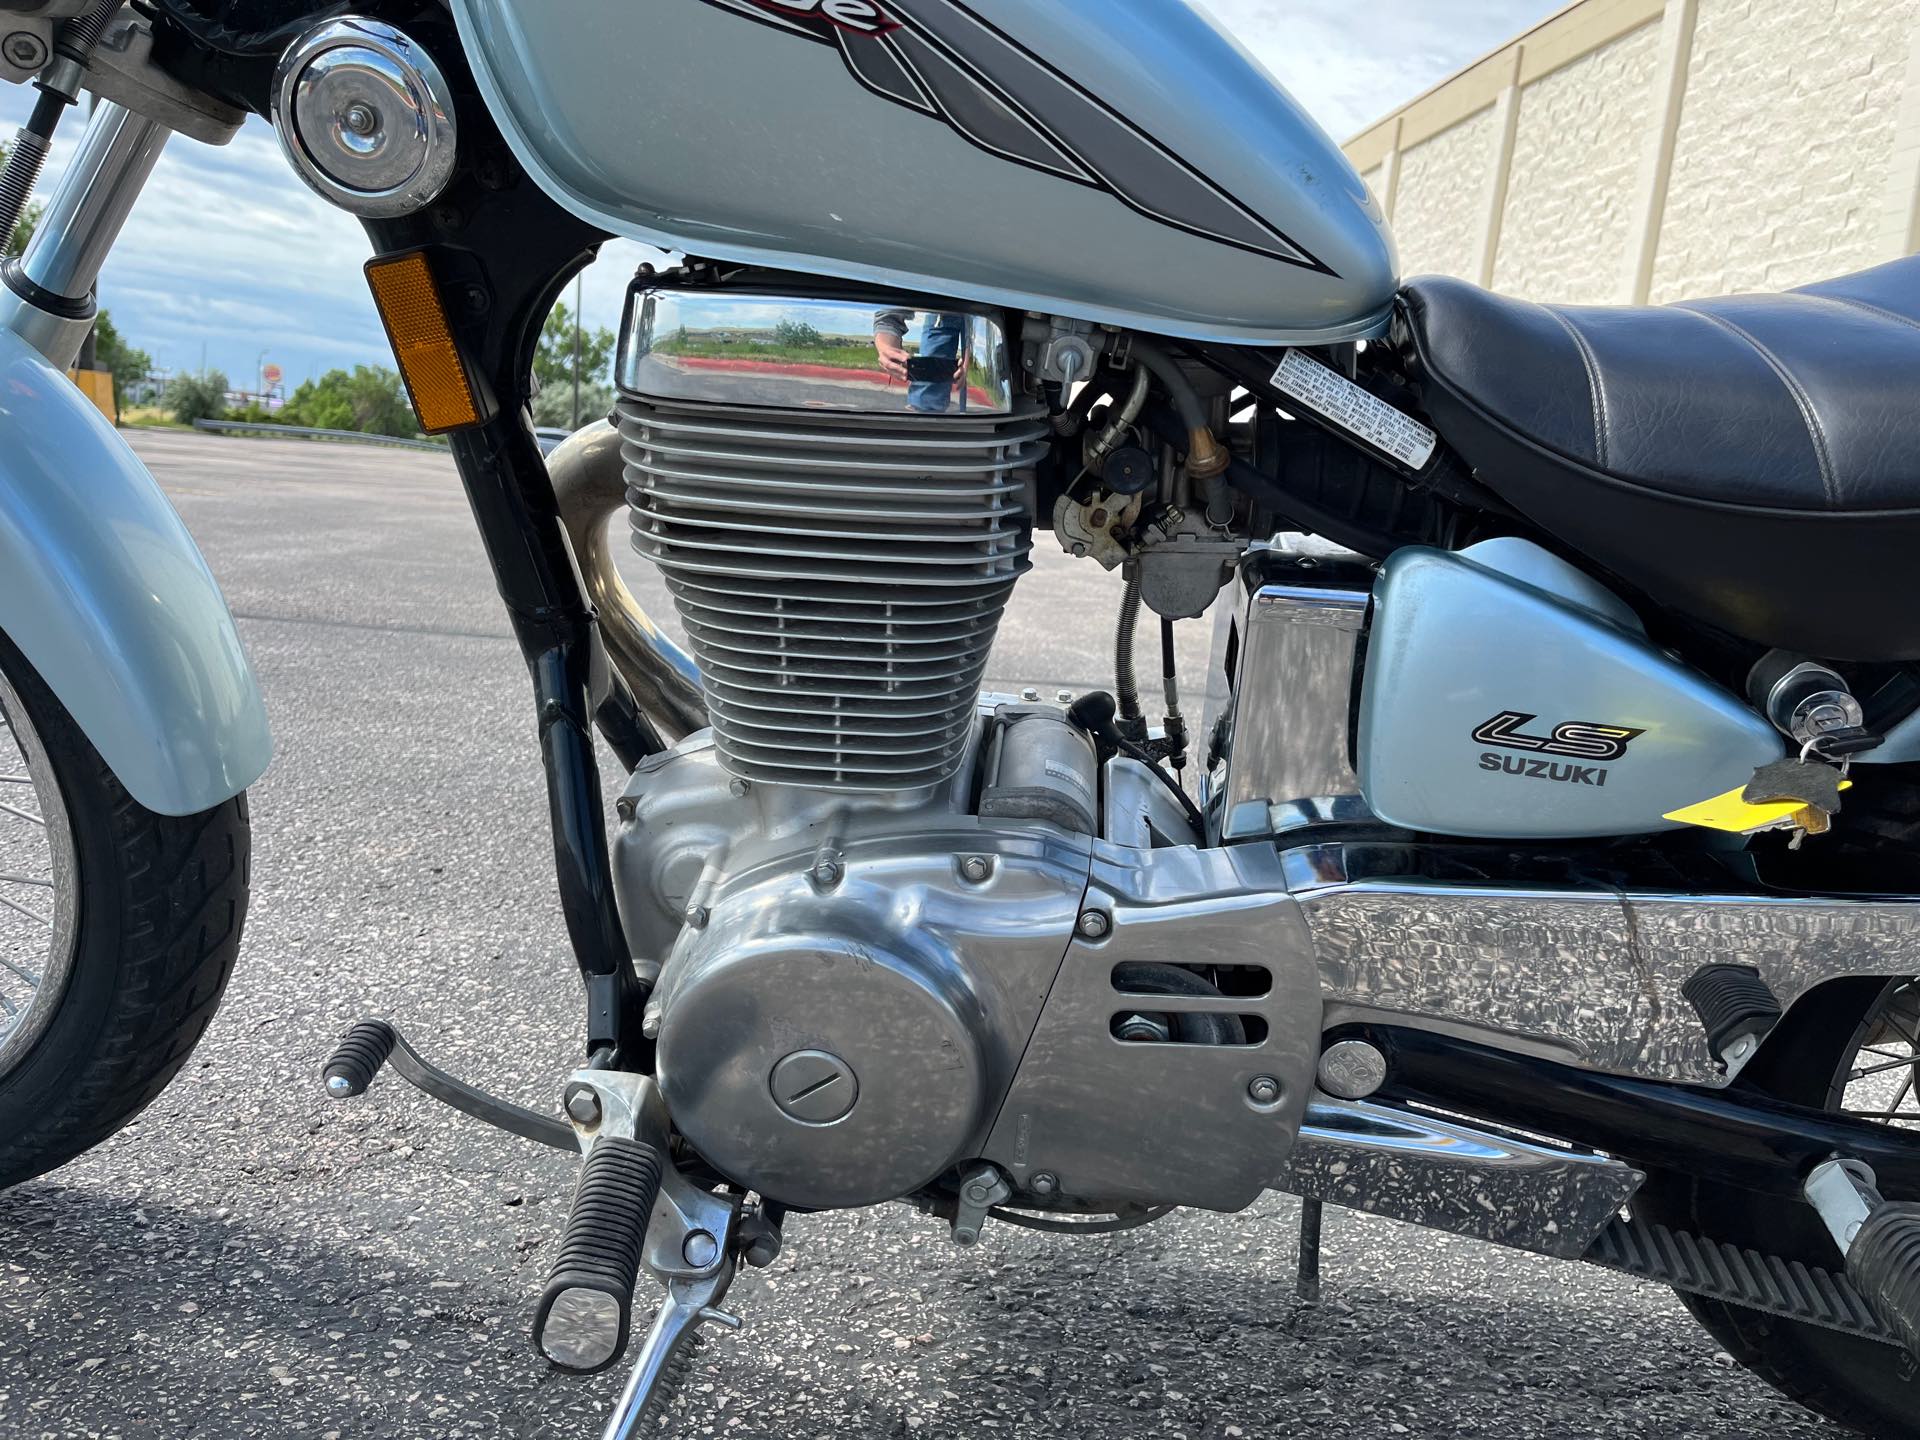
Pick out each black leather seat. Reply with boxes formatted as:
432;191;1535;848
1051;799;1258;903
1396;255;1920;661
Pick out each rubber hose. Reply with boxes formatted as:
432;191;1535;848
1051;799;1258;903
1127;337;1210;435
1115;568;1143;722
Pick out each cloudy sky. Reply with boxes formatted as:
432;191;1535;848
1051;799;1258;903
1;0;1557;390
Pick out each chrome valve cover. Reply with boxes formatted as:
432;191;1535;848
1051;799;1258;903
617;287;1046;790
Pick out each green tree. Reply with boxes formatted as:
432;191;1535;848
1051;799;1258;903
279;365;417;438
773;318;823;349
91;311;151;406
165;370;229;426
0;140;40;258
533;300;616;428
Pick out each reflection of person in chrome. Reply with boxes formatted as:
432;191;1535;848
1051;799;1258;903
873;310;968;413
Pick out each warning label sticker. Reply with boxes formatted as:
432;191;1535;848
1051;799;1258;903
1269;350;1438;471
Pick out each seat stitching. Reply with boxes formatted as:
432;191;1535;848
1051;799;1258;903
1801;292;1920;335
1543;305;1608;469
1674;304;1839;507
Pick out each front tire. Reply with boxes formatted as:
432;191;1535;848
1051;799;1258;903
0;628;250;1189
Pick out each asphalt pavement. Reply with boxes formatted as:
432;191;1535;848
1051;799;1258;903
0;432;1854;1440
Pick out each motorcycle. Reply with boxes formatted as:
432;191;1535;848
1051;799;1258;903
1;1;1918;1434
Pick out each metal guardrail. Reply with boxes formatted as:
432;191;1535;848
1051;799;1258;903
192;418;446;453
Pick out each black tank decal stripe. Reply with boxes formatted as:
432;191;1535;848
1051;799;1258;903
885;29;1093;184
694;0;1332;275
835;29;939;116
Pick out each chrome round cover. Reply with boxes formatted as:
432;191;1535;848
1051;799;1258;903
273;18;456;219
655;865;992;1211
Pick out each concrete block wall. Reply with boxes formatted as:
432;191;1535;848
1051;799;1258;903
1345;0;1920;303
1493;19;1661;300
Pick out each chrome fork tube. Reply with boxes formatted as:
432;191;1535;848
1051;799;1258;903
2;100;169;368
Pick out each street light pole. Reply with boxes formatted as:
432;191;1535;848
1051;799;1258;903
571;273;582;430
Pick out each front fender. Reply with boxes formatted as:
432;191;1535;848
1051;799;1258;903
0;330;271;815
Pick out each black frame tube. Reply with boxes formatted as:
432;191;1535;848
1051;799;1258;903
348;20;651;1062
1364;1024;1920;1198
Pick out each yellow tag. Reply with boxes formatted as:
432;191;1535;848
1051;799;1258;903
1664;780;1853;834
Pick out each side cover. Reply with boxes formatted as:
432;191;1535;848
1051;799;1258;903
1357;543;1782;839
451;0;1397;345
0;331;271;815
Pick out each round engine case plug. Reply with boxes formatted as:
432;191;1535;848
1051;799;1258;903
769;1049;858;1125
273;18;457;218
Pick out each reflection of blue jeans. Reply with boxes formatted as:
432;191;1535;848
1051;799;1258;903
909;314;967;413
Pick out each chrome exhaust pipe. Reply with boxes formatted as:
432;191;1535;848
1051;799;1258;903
548;421;707;748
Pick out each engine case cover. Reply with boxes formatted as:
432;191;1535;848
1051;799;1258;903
1357;543;1784;839
625;736;1091;1210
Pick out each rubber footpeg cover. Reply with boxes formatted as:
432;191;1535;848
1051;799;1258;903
1848;1202;1920;1361
1681;965;1782;1061
532;1136;665;1374
323;1019;398;1097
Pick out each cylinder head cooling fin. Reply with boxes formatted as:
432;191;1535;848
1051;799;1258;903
617;288;1045;790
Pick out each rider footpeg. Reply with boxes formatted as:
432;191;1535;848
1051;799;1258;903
534;1135;666;1373
1682;965;1782;1073
1849;1201;1920;1360
1808;1159;1920;1361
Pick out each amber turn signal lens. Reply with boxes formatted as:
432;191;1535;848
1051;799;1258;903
364;251;483;434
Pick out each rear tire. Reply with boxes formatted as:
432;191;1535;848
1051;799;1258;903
0;628;250;1189
1636;977;1920;1439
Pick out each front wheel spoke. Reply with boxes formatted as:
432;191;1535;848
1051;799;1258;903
0;775;31;786
0;800;42;827
0;873;52;889
0;951;40;988
0;891;50;927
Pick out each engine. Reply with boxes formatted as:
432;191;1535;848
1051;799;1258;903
607;280;1319;1217
618;286;1044;790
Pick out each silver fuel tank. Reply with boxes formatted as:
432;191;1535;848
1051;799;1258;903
450;0;1397;346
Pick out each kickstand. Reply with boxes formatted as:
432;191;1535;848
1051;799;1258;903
1296;1197;1323;1304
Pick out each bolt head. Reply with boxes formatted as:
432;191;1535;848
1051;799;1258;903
4;32;46;67
1055;690;1073;704
1076;910;1111;940
565;1087;602;1126
641;1000;664;1040
959;855;992;884
728;777;750;798
743;1237;779;1269
1315;1039;1388;1101
1247;1075;1282;1106
681;1230;720;1268
1029;1171;1059;1198
812;857;843;887
685;903;709;930
325;1074;354;1099
1021;687;1041;702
